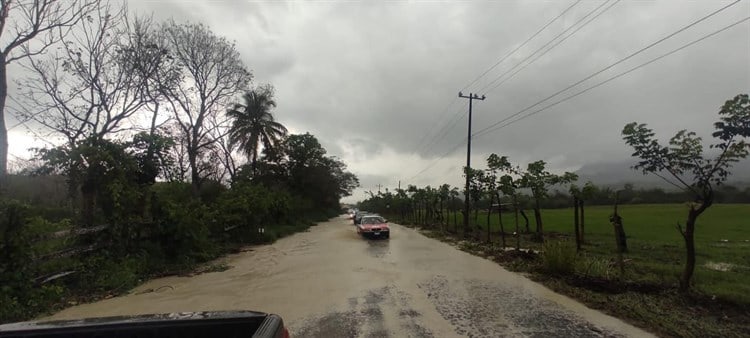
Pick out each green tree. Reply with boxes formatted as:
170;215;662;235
253;133;358;212
466;168;485;231
438;184;451;229
449;186;460;232
488;154;576;241
482;167;497;243
228;85;288;175
622;94;750;292
488;154;519;249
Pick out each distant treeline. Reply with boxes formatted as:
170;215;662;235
536;183;750;209
359;183;750;216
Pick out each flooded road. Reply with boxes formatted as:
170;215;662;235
48;216;654;337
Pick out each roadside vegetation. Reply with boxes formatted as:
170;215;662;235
0;1;358;324
358;94;750;337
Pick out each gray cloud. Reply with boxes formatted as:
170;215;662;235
10;1;749;202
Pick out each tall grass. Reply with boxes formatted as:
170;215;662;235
541;241;577;275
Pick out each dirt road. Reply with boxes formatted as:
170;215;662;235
48;216;654;337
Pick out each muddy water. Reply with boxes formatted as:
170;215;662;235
47;216;655;337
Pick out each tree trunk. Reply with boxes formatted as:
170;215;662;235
497;193;505;248
611;199;626;277
611;192;627;254
533;198;544;241
418;202;422;225
413;202;417;224
579;199;585;243
81;182;96;227
520;209;530;233
679;210;698;293
486;193;493;243
140;101;161;219
679;198;711;293
251;148;258;175
573;197;581;251
188;132;201;199
453;200;458;233
514;195;520;251
440;199;444;230
0;57;8;188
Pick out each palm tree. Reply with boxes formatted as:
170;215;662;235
227;85;288;174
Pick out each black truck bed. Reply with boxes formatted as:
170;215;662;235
0;311;287;338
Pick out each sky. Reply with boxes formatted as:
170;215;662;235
6;0;750;203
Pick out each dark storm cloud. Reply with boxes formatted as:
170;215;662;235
81;1;750;200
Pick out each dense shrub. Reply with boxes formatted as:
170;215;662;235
77;255;144;293
0;200;66;323
0;133;357;324
150;197;217;263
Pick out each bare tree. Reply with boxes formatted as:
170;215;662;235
120;14;179;142
162;122;189;182
206;112;240;182
0;0;98;181
15;2;171;226
160;21;251;198
16;2;156;145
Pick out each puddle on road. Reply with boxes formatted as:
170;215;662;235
418;275;623;338
365;239;390;258
292;286;433;338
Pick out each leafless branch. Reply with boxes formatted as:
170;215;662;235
15;2;167;145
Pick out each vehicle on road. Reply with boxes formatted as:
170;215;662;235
0;311;289;338
356;215;390;239
353;210;370;224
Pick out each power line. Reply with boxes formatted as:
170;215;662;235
460;0;582;93
410;0;582;160
472;0;743;137
481;0;621;95
401;0;607;186
474;15;750;138
406;139;466;182
403;0;743;186
415;109;467;155
475;0;617;95
410;97;460;154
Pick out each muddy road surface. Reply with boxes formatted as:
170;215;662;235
48;216;654;337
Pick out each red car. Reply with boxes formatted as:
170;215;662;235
356;215;390;239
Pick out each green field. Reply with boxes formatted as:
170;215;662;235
440;203;750;302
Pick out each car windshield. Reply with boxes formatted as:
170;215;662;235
362;217;385;224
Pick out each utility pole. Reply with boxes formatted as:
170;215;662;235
458;92;486;236
377;184;382;194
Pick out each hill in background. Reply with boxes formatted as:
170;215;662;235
575;159;750;189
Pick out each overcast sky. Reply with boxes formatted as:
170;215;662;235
7;0;750;203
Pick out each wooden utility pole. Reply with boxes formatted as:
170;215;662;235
458;92;486;236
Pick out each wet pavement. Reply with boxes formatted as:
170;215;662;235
47;216;655;337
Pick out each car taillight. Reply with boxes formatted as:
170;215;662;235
281;327;290;338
